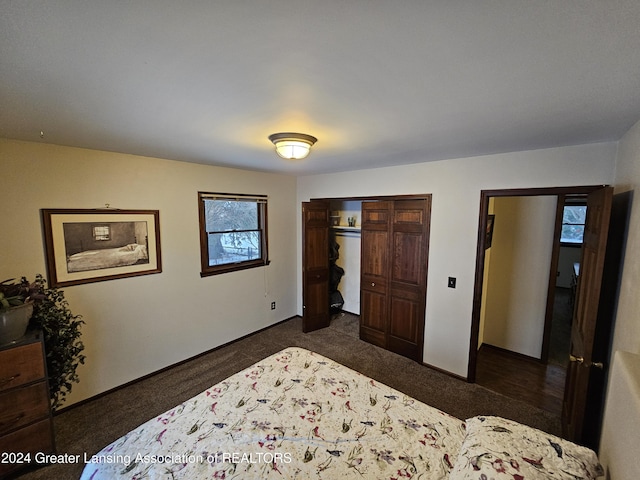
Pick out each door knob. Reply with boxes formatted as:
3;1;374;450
371;282;375;287
569;354;584;364
570;355;604;369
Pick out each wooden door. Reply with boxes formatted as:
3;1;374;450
387;199;430;361
360;198;430;361
360;201;392;348
302;201;330;333
562;186;613;441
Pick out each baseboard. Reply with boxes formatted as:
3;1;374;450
61;314;468;414
336;310;466;381
55;315;299;415
422;361;468;382
480;342;543;364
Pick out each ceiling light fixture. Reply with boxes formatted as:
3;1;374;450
268;132;317;160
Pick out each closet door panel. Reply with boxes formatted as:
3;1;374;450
360;290;387;347
302;201;330;333
361;231;389;278
305;272;330;316
362;202;392;228
360;201;392;348
388;289;422;358
359;197;430;362
389;297;418;340
393;204;425;225
388;199;429;361
361;228;389;298
391;231;424;285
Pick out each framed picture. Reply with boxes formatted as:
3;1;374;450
41;209;162;287
485;214;495;249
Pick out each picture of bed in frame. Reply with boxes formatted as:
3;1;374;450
80;347;603;480
41;209;162;288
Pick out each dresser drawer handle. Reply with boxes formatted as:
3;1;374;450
0;373;21;388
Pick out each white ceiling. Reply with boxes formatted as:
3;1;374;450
2;1;640;175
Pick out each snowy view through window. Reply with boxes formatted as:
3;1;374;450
205;199;261;266
561;205;587;244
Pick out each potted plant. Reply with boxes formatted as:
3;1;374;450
1;275;85;411
0;277;42;344
29;274;86;411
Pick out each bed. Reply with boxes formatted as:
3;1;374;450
67;243;148;272
80;347;603;480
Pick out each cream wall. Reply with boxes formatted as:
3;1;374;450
297;142;617;377
482;196;557;358
599;118;640;477
477;196;495;349
0;138;298;407
609;119;640;355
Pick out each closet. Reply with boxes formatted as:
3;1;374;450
329;199;362;315
360;198;430;361
302;196;431;362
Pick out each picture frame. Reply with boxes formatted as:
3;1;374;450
485;214;495;249
41;209;162;287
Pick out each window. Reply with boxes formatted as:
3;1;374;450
561;204;587;245
198;192;269;276
93;225;110;241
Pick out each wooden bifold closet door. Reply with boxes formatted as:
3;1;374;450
302;201;331;333
360;198;430;362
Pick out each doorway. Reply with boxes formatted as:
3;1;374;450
468;186;604;377
476;195;583;380
468;185;616;446
475;194;569;415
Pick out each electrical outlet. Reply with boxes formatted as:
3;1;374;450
448;277;457;288
271;301;276;310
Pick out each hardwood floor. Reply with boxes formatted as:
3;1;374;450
476;344;566;416
476;287;572;417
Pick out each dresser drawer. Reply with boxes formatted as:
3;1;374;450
0;381;50;435
0;342;45;392
0;418;55;477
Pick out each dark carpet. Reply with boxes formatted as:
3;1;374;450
14;312;560;480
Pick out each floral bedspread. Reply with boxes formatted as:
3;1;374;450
80;347;466;479
448;416;603;480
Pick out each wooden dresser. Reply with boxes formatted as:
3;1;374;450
0;330;55;477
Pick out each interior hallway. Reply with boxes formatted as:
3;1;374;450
475;287;573;417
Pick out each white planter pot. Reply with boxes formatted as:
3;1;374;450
0;302;34;344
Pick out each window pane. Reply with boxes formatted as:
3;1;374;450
205;199;258;232
562;205;587;225
198;192;268;276
93;225;110;241
208;231;262;266
561;205;587;244
561;224;585;244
